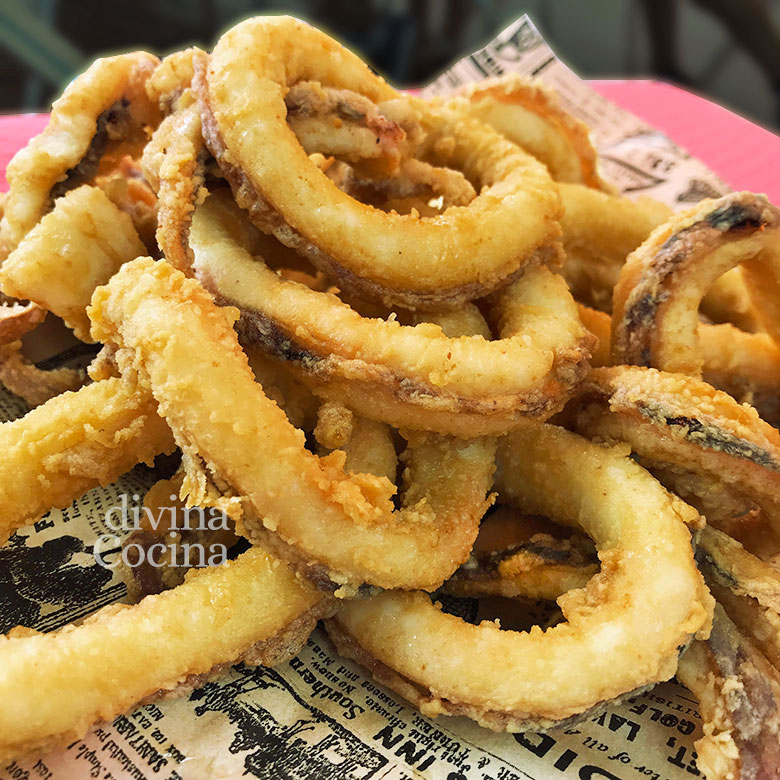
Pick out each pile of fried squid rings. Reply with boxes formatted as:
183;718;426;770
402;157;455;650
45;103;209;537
1;16;780;778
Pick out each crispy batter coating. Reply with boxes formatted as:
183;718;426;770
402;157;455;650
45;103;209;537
190;193;593;436
0;377;173;544
612;192;780;374
1;52;159;256
0;548;330;762
89;257;495;592
1;185;146;341
198;17;563;309
328;423;711;730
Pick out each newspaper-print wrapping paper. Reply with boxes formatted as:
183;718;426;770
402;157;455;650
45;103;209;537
2;14;733;780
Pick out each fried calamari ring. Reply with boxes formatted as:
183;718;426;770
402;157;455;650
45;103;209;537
558;183;672;312
89;257;495;593
559;185;760;333
700;323;780;426
677;606;780;780
702;268;762;333
190;193;593;437
0;547;331;762
612;192;780;374
198;16;563;309
0;377;173;545
326;423;711;730
0;52;159;256
441;506;598;602
142;104;204;271
696;528;780;673
452;75;610;190
574;366;780;543
0;186;146;341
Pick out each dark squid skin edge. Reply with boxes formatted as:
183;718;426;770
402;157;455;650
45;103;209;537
450;534;598;584
637;402;780;472
196;66;562;311
614;194;780;366
195;275;593;426
284;84;405;146
580;386;780;473
679;607;780;780
49;99;132;201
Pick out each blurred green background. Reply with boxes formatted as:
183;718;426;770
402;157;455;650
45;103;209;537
2;0;780;130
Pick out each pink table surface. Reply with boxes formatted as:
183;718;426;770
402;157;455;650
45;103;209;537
592;80;780;202
1;80;779;200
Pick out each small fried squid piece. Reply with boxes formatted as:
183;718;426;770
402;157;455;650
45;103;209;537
326;423;712;730
0;295;46;345
314;401;398;484
197;16;562;309
93;157;158;252
1;185;146;341
452;75;611;190
89;257;496;594
580;305;780;427
0;51;159;257
0;547;331;763
677;605;780;780
0;287;58;407
321;157;476;215
190;192;594;437
574;366;780;554
0;377;174;545
612;192;780;374
440;505;598;602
